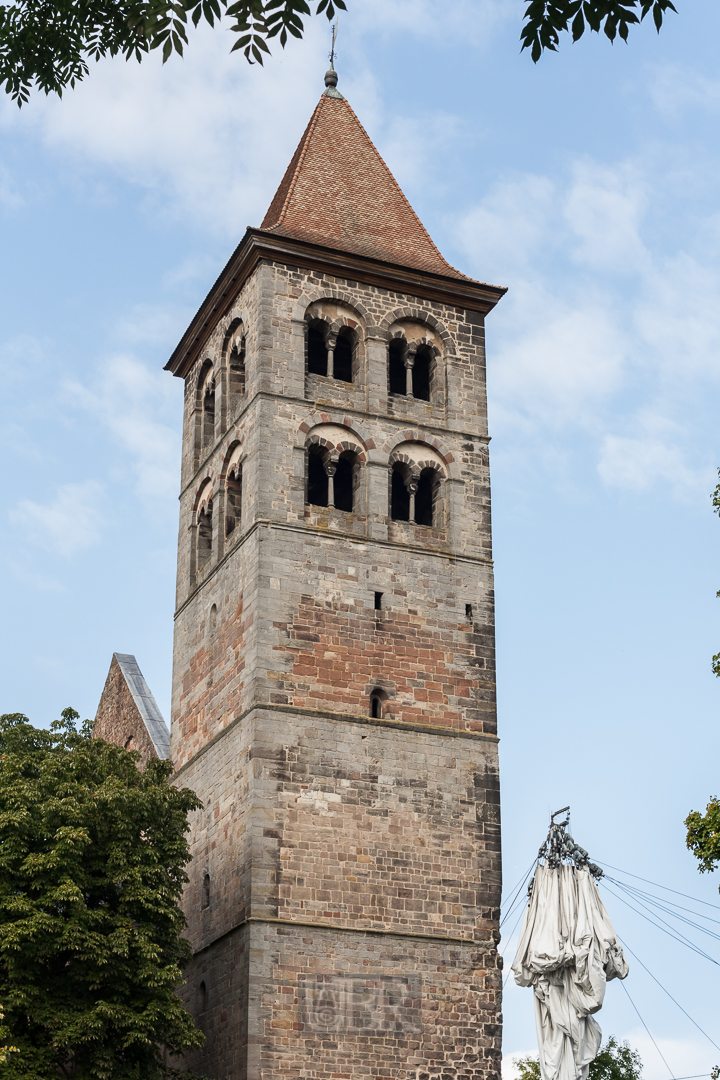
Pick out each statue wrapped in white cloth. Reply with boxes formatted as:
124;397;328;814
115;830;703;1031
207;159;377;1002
511;812;629;1080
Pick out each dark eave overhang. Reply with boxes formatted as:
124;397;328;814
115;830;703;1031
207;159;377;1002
164;228;507;380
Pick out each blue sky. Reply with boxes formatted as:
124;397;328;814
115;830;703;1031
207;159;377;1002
1;1;719;1074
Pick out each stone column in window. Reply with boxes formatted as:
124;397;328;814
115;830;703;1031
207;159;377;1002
325;454;338;509
404;344;416;398
406;470;419;523
327;333;337;377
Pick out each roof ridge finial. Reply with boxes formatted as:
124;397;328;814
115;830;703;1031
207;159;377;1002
324;20;344;99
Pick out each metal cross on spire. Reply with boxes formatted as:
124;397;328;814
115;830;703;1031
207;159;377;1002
323;19;343;98
329;21;338;68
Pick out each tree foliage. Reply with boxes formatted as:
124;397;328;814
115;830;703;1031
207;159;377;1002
514;1036;643;1079
0;0;678;106
686;796;720;882
0;709;203;1079
0;0;346;104
520;0;676;63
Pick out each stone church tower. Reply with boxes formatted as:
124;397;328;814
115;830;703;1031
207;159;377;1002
164;67;506;1080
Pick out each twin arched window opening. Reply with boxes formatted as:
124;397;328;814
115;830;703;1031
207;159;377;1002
390;464;439;527
307;446;357;512
388;339;432;402
307;320;354;383
306;447;442;527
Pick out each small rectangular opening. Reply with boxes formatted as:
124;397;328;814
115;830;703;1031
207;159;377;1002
465;603;473;621
374;592;383;610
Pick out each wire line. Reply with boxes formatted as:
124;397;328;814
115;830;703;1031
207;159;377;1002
500;860;536;929
597;860;720;912
608;879;720;952
602;882;720;967
619;978;676;1079
616;935;720;1054
609;879;720;927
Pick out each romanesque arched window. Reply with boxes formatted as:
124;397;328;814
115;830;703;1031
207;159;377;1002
307;320;328;377
197;500;213;568
200;364;215;450
412;344;432;401
333;328;354;383
333;450;357;512
391;462;411;521
227;324;246;414
226;462;242;536
390;450;445;528
415;467;439;526
307;445;329;507
388;338;406;396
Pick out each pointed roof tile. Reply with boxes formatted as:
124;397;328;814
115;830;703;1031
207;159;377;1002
261;93;468;280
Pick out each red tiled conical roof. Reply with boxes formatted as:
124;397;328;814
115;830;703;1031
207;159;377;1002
261;90;468;280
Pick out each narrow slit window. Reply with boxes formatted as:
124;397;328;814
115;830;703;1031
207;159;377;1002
374;592;383;610
370;693;383;719
307;324;327;377
465;603;473;621
333;331;353;383
198;981;207;1012
388;339;406;396
201;873;210;910
307;448;328;507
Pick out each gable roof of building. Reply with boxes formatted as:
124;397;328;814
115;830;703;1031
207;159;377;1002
111;653;170;759
261;89;468;280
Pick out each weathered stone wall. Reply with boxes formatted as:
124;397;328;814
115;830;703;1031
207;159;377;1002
177;921;500;1080
93;655;158;768
172;710;501;1079
169;256;502;1078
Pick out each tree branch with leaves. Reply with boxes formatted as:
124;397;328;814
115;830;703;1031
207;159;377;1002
0;0;680;106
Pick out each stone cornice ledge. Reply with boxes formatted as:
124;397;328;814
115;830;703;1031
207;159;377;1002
190;914;493;959
165;228;507;380
171;702;499;780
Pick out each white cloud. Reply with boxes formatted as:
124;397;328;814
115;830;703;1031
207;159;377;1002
347;0;514;48
0;164;24;210
620;1029;714;1080
564;160;648;273
491;289;627;427
0;21;330;233
460;175;556;282
649;64;720;118
66;355;181;504
457;152;720;496
10;481;105;557
597;413;707;495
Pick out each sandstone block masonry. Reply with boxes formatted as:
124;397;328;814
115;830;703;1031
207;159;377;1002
165;241;504;1079
93;653;169;769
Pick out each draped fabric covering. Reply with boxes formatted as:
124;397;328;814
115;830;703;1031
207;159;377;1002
512;862;629;1080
